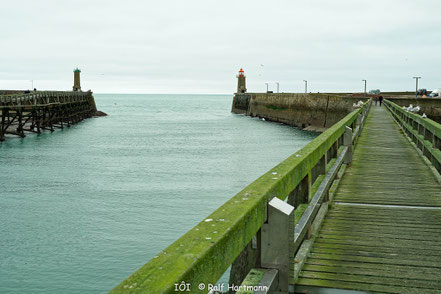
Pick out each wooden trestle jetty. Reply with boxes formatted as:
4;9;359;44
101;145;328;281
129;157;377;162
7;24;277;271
0;90;98;141
110;98;441;294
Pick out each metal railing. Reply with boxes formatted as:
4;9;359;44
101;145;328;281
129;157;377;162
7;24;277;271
385;100;441;174
110;100;371;294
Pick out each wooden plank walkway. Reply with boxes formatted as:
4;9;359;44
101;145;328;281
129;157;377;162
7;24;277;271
296;105;441;293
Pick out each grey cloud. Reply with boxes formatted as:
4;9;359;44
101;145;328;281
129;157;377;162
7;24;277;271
1;0;440;93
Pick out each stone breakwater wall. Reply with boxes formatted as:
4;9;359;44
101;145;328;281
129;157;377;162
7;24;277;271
232;93;365;132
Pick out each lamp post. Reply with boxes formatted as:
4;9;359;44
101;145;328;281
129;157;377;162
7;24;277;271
276;82;279;93
362;79;367;98
413;77;421;98
265;82;269;93
303;80;307;93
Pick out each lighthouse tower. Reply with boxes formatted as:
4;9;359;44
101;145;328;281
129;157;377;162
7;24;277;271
73;68;82;91
236;68;247;93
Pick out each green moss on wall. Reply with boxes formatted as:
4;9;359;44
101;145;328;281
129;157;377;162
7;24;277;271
266;104;287;111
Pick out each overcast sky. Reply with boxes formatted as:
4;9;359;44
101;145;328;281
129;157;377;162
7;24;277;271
1;0;440;94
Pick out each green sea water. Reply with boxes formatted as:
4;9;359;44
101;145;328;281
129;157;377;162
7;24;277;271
0;94;317;293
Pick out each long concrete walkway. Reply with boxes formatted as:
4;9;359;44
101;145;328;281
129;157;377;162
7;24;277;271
296;105;441;293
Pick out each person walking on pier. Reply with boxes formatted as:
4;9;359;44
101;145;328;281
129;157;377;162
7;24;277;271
379;95;383;106
374;96;378;106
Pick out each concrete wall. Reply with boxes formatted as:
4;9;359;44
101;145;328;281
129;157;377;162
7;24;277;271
232;93;366;132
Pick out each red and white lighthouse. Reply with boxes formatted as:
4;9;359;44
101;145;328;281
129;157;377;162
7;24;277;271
236;68;247;93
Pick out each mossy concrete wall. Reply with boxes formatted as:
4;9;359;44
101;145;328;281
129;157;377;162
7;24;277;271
232;93;365;132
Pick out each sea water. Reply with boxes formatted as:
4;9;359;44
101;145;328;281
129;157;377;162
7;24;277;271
0;94;317;293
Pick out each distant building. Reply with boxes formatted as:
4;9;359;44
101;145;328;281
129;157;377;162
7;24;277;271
73;68;81;91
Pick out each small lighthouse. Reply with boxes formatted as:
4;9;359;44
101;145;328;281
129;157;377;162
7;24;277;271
236;68;247;93
73;68;81;91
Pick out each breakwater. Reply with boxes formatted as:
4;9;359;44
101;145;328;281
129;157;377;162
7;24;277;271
0;90;105;141
232;93;364;132
232;92;441;131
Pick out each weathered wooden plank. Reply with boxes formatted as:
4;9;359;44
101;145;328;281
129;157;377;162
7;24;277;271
304;258;441;274
335;193;441;200
296;277;441;293
299;271;441;289
308;252;441;268
334;197;441;203
333;197;441;205
312;242;441;256
310;247;441;262
328;212;441;219
328;210;441;219
332;199;441;206
317;229;441;242
337;179;439;187
336;186;441;193
316;232;441;245
323;215;441;225
328;206;441;214
301;264;441;282
315;234;441;249
322;219;441;230
319;225;441;236
323;215;441;226
312;238;441;251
